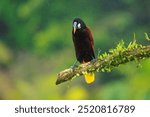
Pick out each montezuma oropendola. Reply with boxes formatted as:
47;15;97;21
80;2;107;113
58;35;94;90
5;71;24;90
72;17;95;84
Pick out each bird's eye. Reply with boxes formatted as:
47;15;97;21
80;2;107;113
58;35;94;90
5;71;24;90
77;23;81;29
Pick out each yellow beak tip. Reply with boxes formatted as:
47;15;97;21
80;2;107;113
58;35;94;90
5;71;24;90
73;28;76;34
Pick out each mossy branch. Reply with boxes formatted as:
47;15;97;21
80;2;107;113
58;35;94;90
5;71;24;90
56;36;150;85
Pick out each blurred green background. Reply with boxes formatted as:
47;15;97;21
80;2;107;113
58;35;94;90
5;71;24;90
0;0;150;100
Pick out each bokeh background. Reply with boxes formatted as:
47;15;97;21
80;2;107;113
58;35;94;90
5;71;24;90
0;0;150;100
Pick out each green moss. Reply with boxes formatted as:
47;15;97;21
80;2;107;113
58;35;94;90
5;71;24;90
95;34;149;74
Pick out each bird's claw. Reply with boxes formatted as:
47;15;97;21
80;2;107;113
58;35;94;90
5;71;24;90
91;58;97;62
70;64;78;69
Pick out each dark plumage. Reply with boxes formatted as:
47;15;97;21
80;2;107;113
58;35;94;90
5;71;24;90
72;18;95;63
72;17;95;84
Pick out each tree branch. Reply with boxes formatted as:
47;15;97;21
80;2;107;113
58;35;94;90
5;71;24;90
56;40;150;85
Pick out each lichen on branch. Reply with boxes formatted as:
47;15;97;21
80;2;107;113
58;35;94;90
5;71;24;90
56;35;150;85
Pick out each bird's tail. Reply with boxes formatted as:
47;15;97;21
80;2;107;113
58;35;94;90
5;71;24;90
84;72;95;84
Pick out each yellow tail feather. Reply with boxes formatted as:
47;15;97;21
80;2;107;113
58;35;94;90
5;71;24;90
84;73;95;84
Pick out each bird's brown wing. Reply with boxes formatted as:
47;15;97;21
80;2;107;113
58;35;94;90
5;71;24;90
85;27;94;49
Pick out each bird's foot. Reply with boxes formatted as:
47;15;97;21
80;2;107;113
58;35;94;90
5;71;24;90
97;48;101;57
70;60;78;69
91;58;97;63
70;64;78;69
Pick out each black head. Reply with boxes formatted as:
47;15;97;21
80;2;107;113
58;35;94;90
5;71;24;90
72;17;86;34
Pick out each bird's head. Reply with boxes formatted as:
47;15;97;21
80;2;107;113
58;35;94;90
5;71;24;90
72;17;86;34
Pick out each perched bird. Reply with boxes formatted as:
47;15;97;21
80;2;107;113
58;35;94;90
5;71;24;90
72;17;95;84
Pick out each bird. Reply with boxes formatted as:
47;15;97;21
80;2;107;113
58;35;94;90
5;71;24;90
72;17;95;84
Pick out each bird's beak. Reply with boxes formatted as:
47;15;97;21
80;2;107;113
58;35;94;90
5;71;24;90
73;27;76;34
